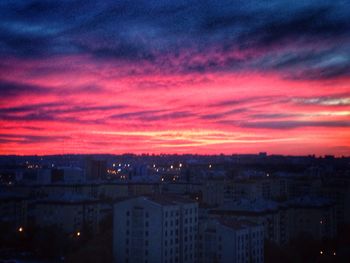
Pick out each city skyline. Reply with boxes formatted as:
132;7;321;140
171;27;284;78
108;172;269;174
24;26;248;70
1;1;350;156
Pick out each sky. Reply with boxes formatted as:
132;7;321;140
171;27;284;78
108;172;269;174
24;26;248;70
0;0;349;156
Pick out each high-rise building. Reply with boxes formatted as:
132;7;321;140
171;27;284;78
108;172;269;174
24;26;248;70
113;195;198;263
198;218;264;263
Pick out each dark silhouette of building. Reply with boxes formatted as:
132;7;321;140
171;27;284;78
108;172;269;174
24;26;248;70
85;158;107;181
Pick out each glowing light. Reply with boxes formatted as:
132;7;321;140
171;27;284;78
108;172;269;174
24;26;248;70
320;251;323;255
209;164;212;168
76;231;81;237
18;227;23;232
179;163;182;168
333;252;336;256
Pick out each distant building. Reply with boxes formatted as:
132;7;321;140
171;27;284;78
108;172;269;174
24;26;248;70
113;195;198;263
224;178;288;202
52;167;85;183
210;196;337;245
85;158;107;181
321;179;350;226
201;179;225;206
209;199;288;245
198;218;264;263
132;164;149;178
288;196;337;240
0;191;27;229
34;193;100;235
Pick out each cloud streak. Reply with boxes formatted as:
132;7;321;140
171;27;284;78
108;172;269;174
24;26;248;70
0;1;349;156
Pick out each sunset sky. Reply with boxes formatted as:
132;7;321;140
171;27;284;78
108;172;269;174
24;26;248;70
0;0;349;156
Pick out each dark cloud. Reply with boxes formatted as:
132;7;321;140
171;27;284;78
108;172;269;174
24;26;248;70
239;5;350;49
200;108;247;120
0;101;126;124
249;113;299;119
210;96;282;108
0;1;349;79
0;80;49;97
110;109;193;122
0;133;69;144
0;80;110;99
